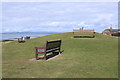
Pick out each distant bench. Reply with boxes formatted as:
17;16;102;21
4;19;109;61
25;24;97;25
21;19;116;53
18;37;25;43
73;29;95;38
18;36;30;43
35;40;62;60
25;36;30;39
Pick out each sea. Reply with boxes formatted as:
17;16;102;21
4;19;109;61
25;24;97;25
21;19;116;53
0;32;58;41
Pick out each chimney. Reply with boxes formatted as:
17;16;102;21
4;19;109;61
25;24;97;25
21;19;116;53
80;28;82;31
82;27;84;30
109;27;112;29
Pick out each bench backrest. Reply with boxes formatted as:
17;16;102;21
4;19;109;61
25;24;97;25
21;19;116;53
73;29;94;31
45;40;61;53
74;31;95;35
73;29;95;35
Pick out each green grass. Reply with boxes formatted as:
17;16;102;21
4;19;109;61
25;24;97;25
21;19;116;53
2;32;118;78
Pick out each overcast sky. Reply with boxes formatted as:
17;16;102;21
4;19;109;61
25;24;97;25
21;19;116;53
2;2;118;33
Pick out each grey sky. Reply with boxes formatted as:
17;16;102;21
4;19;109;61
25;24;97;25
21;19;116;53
2;2;118;32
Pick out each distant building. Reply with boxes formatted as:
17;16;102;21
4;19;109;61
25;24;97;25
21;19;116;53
102;27;120;36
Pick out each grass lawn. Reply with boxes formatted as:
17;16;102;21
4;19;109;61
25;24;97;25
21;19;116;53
2;32;118;78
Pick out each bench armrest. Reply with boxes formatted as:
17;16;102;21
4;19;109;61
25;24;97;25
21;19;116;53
35;47;45;49
35;47;46;54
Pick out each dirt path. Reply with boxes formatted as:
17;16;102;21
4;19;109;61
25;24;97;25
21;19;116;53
2;39;18;44
29;54;61;61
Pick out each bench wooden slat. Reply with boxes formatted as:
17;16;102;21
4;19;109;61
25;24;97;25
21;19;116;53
46;47;60;53
46;41;61;50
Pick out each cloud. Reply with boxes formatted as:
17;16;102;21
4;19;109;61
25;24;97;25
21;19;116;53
48;22;62;26
94;14;113;23
2;2;118;33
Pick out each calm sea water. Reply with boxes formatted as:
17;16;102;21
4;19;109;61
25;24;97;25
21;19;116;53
0;32;57;41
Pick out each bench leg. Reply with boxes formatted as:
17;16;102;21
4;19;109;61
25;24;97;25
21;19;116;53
59;49;61;54
36;54;38;60
59;52;61;54
44;53;47;60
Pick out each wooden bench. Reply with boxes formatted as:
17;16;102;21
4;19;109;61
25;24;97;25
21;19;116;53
73;29;95;38
35;40;62;60
18;37;25;43
25;36;30;39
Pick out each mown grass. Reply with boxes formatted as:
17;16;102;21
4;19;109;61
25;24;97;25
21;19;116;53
2;32;118;78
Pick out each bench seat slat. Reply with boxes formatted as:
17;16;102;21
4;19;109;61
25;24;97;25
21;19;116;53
46;47;60;53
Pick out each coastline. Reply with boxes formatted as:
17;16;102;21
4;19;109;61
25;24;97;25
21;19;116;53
1;38;18;44
2;38;18;42
1;32;59;42
1;32;60;44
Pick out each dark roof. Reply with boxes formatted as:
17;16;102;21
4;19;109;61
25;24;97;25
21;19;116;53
104;29;120;32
